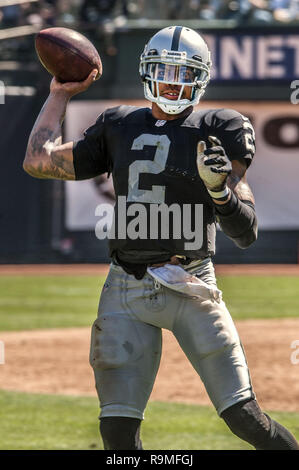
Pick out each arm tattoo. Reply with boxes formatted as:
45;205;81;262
29;128;54;158
26;128;74;180
51;150;74;175
24;94;75;180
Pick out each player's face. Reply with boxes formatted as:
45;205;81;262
150;64;194;101
150;64;194;120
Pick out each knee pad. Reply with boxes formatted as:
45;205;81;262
100;417;143;450
221;398;299;450
221;398;270;447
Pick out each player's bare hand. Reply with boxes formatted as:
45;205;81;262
50;69;98;98
196;136;232;191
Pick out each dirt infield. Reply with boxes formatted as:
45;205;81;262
1;319;299;412
0;263;298;412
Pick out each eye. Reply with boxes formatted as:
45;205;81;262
184;70;194;81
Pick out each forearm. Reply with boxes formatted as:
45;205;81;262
206;158;257;248
23;90;75;180
214;191;258;249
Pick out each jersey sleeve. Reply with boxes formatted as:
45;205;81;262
209;109;255;167
72;112;110;180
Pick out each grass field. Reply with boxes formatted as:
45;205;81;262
0;273;298;450
0;275;299;331
0;276;103;331
1;390;299;450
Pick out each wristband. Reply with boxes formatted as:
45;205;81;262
214;191;238;215
207;186;230;200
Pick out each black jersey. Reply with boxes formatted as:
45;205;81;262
73;105;255;264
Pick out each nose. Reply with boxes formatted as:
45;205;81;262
168;84;181;90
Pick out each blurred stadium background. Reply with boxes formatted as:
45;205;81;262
1;0;299;265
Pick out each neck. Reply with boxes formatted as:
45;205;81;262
151;103;193;121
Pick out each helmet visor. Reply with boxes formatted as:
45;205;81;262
147;63;198;84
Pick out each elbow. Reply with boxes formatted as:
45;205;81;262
23;152;41;178
23;158;31;174
23;159;35;177
233;225;258;249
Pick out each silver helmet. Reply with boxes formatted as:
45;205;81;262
139;26;211;115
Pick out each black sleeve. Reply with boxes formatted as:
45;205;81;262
208;109;256;168
215;192;258;249
73;112;110;180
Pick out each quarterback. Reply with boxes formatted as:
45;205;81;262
23;26;299;450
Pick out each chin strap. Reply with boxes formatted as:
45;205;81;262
157;102;189;115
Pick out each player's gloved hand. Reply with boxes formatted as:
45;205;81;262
196;136;232;192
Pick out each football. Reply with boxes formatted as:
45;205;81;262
35;27;102;83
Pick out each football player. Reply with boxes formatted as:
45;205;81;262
23;26;299;450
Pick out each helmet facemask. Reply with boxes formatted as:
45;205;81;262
140;48;211;115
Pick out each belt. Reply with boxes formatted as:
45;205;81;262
112;255;208;272
149;255;186;268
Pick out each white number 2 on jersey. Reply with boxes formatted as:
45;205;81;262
127;134;170;203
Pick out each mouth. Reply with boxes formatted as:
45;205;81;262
162;91;180;100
